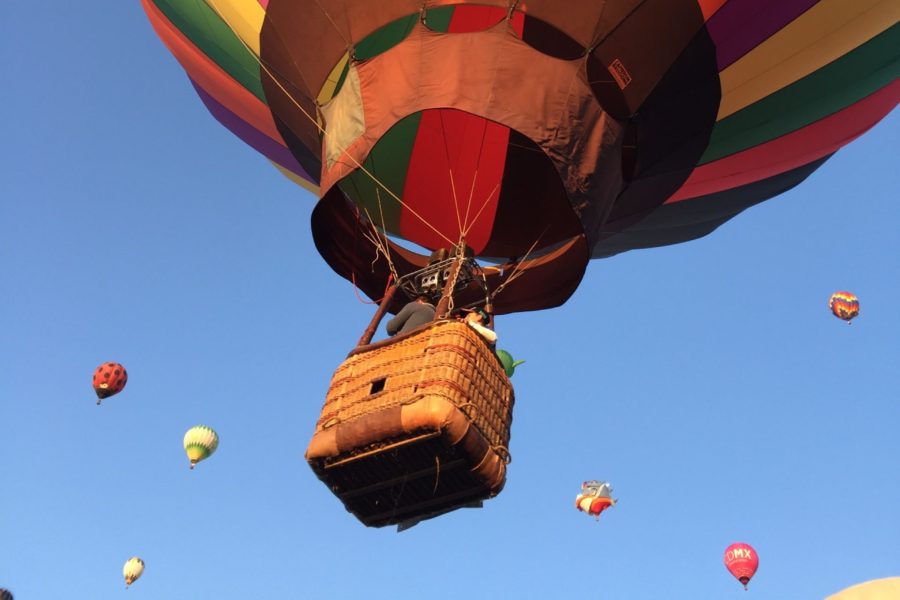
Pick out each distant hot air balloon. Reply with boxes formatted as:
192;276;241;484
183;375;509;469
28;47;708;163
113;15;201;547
183;425;219;470
0;588;14;600
724;542;758;590
123;556;144;588
495;349;525;377
829;291;859;323
92;362;128;405
575;480;616;520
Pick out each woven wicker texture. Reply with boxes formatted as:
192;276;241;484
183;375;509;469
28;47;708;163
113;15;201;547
305;320;515;526
316;320;513;451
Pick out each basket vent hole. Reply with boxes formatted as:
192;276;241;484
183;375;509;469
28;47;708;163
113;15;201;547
370;378;386;394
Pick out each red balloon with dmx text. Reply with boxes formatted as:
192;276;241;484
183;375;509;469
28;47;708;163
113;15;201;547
724;542;758;590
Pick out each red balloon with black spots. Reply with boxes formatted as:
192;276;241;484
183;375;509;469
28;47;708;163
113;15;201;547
92;362;128;404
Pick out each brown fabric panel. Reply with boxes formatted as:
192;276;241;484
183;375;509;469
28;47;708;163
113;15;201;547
257;21;322;168
591;0;706;116
307;397;505;494
311;186;590;314
262;1;645;103
402;398;505;494
319;22;624;245
334;405;405;454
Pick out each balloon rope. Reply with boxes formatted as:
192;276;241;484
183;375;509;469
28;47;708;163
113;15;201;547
200;0;455;247
436;111;464;237
461;182;500;238
312;0;351;47
462;112;492;234
489;228;549;300
350;272;394;305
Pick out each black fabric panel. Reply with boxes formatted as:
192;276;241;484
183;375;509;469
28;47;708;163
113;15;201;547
521;14;584;60
271;113;322;185
259;8;324;181
480;130;584;259
591;155;832;258
590;0;707;117
601;25;720;234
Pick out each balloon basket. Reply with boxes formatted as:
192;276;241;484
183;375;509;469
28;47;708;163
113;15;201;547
306;320;514;527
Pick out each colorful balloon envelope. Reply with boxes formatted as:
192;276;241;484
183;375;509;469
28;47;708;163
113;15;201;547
575;480;616;520
123;556;145;588
92;362;127;405
829;291;859;323
724;542;758;590
142;1;900;316
183;425;219;470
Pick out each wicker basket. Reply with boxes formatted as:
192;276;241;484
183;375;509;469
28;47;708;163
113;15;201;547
306;320;514;527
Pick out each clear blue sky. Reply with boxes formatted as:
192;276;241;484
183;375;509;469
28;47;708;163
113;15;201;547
2;3;897;599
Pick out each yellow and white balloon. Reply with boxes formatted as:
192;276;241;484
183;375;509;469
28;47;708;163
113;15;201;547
183;425;219;469
123;556;144;588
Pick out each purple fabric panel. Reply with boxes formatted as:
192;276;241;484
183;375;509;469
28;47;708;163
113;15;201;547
190;79;315;184
708;0;820;70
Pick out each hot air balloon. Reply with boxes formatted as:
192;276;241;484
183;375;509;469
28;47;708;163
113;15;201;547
575;480;616;520
827;577;900;600
829;291;860;323
496;349;525;377
92;362;127;405
183;425;219;469
142;0;899;525
0;588;13;600
123;556;145;588
724;542;758;590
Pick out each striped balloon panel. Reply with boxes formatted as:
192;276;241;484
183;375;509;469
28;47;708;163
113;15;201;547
829;292;860;320
140;1;899;313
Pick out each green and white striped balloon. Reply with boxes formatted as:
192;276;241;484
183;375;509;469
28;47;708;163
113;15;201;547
183;425;219;470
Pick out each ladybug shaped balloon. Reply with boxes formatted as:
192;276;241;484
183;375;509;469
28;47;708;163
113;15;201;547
92;362;128;405
724;542;759;590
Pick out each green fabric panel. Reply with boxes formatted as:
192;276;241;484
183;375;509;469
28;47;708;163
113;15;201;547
337;112;422;235
355;15;419;60
152;0;265;101
333;7;455;97
702;24;900;164
426;6;455;33
354;6;455;60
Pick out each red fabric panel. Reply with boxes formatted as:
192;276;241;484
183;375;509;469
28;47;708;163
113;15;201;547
667;80;900;203
446;5;523;33
398;8;525;253
399;110;510;253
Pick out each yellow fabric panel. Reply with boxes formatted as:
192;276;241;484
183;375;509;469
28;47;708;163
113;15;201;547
319;53;351;105
718;0;899;120
271;162;320;196
203;0;264;56
826;578;900;600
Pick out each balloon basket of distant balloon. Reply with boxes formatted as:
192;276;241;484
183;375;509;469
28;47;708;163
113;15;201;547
305;320;514;527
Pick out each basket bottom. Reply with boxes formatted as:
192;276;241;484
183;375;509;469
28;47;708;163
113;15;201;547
312;430;492;528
